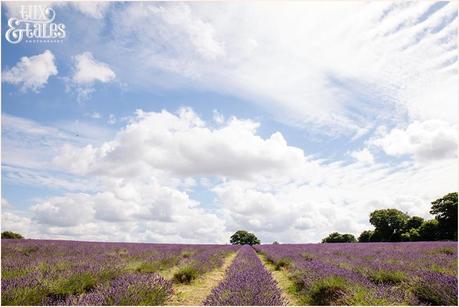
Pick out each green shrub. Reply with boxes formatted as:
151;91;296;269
21;246;39;256
369;270;405;285
136;262;158;273
301;252;314;261
48;272;97;299
1;286;48;305
157;256;179;270
2;268;30;279
173;265;199;284
181;250;194;259
413;281;455;305
119;285;171;305
434;247;455;255
308;276;349;305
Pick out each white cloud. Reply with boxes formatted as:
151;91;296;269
32;194;96;227
72;52;115;84
2;109;457;243
54;108;305;179
107;114;117;125
68;52;115;101
371;120;457;161
90;112;101;119
2;50;57;92
1;210;35;236
212;109;225;125
2;198;13;210
212;157;457;243
350;148;375;164
30;178;227;243
70;2;110;19
2;114;113;171
33;108;455;242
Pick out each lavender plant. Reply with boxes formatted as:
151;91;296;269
204;245;284;306
1;239;237;305
255;242;458;305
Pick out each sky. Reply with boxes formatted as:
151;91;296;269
1;1;458;243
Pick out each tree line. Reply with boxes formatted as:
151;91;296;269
322;192;457;243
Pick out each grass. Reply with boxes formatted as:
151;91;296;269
126;256;180;275
173;265;200;284
1;286;48;305
433;247;455;255
136;262;158;273
307;276;349;305
412;281;455;305
47;272;97;300
2;268;30;279
368;269;406;285
118;285;171;305
259;253;397;306
166;252;237;305
258;253;306;305
274;257;292;270
301;252;314;261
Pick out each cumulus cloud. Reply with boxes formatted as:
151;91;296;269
371;120;457;161
32;194;96;227
68;52;115;101
72;52;116;84
2;50;57;92
46;108;457;242
54;107;305;179
30;178;227;243
1;198;13;210
212;157;457;242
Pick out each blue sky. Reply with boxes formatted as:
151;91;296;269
1;1;457;243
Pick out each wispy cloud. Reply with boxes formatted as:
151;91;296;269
105;1;456;135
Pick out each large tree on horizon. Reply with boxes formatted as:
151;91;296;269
230;230;260;245
430;192;458;240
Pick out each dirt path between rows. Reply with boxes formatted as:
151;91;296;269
257;253;304;305
165;252;237;305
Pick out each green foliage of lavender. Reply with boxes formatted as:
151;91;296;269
204;245;284;305
1;240;237;305
256;242;458;305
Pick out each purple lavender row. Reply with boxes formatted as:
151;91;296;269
64;273;173;305
204;245;284;306
173;245;239;283
1;239;237;305
255;242;457;305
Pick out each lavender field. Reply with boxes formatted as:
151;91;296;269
1;240;458;306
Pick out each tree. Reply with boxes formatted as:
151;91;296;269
322;232;356;243
401;228;421;242
273;241;280;245
419;219;440;241
369;209;409;241
430;192;458;240
230;230;260;245
358;230;374;242
1;231;24;239
405;216;424;231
